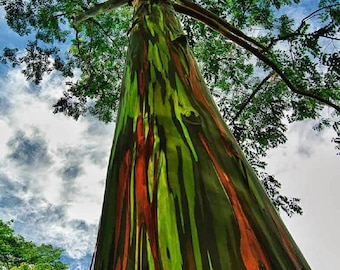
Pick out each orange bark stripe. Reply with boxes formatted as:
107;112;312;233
185;55;237;157
186;238;197;270
138;41;149;96
169;41;187;84
135;115;148;269
187;56;223;129
138;69;145;97
199;133;271;269
114;257;121;270
114;150;131;261
135;115;147;223
135;115;160;269
122;169;131;270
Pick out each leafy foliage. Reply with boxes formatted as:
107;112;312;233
0;0;131;122
260;173;303;216
332;121;340;154
0;220;67;270
1;0;339;216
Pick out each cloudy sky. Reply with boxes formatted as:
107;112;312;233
0;2;339;270
0;66;114;268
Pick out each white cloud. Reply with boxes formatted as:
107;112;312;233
266;119;340;270
0;120;12;159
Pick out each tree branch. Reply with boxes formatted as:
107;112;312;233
173;0;340;113
174;0;266;51
89;18;116;45
73;0;128;28
231;71;276;124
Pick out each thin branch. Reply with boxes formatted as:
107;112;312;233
319;35;340;41
88;18;116;45
83;17;125;58
301;4;340;24
231;71;276;124
174;0;340;113
266;3;340;49
73;0;128;28
174;0;266;51
266;33;301;50
75;30;81;52
54;13;67;18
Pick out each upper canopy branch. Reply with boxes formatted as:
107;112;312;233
231;71;276;124
174;0;340;113
73;0;128;28
265;3;340;50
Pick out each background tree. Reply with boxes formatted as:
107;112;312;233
0;220;67;270
0;0;339;269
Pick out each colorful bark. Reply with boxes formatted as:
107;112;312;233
92;0;310;269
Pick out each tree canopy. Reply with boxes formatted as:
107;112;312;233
1;0;339;216
0;220;67;270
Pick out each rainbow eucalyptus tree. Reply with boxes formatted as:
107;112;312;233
2;0;340;269
85;0;313;268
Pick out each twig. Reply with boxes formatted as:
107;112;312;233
231;71;276;123
73;0;127;28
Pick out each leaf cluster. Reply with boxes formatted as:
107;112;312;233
260;173;303;216
54;6;131;122
1;0;131;121
332;121;340;154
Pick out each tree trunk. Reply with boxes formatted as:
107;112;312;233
92;0;310;269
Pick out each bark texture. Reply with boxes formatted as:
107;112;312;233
92;1;310;269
